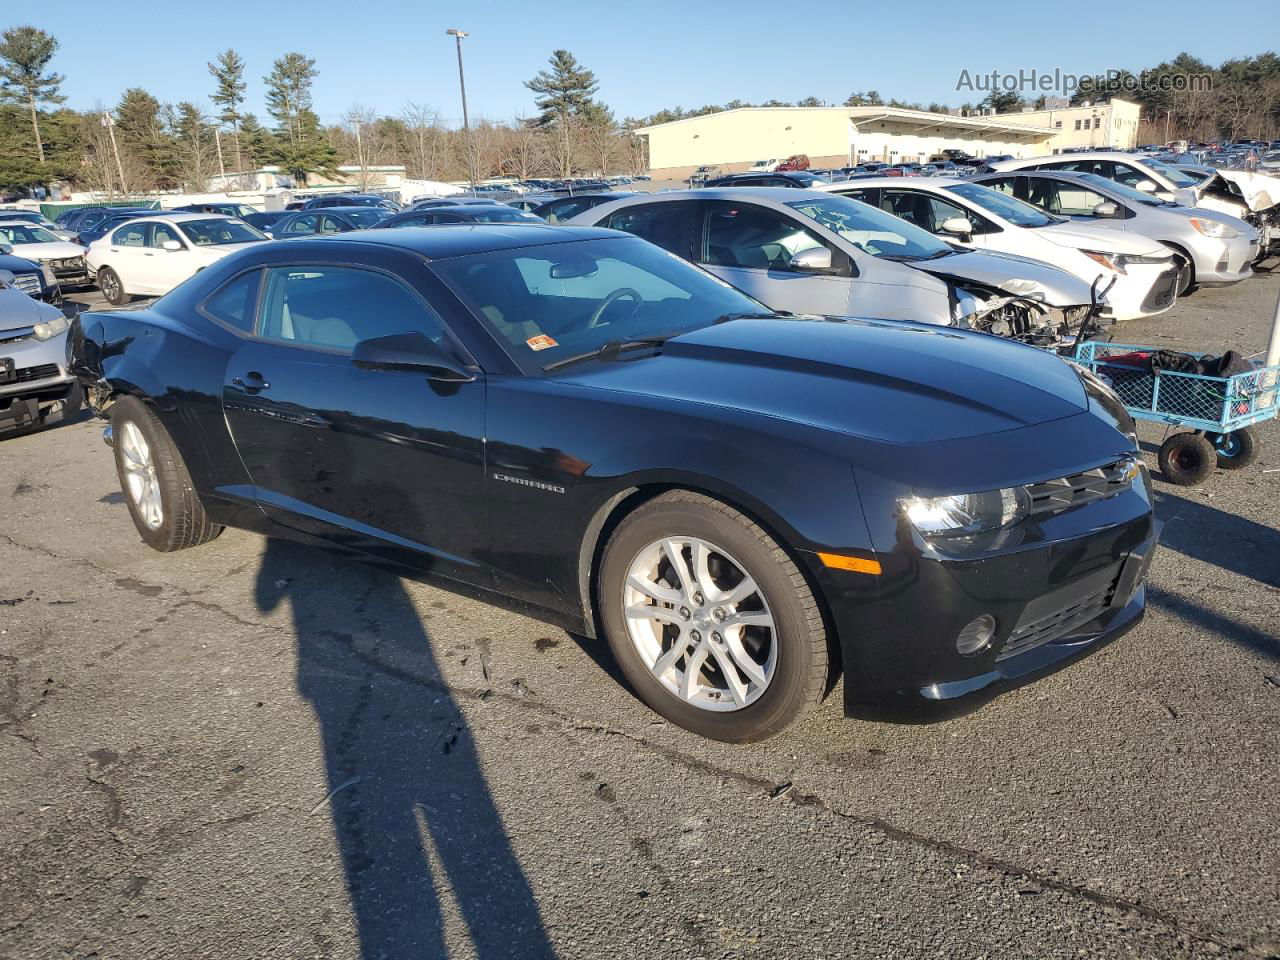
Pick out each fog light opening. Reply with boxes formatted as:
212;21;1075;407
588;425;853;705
956;614;996;656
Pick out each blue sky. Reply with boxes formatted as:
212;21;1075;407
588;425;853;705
15;1;1278;126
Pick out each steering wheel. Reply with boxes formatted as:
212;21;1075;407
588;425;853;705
587;287;642;328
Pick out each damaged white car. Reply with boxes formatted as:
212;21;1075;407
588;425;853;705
570;188;1109;346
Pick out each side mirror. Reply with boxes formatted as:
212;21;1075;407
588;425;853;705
1092;201;1120;218
0;269;15;285
788;247;833;272
162;240;182;252
352;332;476;382
1134;179;1158;193
939;216;973;237
0;242;11;255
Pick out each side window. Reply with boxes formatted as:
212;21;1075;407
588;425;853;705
1026;180;1110;217
114;222;148;246
282;214;319;235
1109;163;1148;188
700;202;828;271
257;266;446;352
432;214;465;224
201;270;261;333
318;215;345;234
979;176;1019;197
150;223;184;248
603;202;696;259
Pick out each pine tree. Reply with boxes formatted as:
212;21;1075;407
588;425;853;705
265;52;317;145
0;26;64;164
237;113;272;168
208;48;246;171
524;50;598;128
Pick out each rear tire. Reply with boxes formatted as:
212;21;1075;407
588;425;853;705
110;396;222;551
598;491;828;742
1158;432;1215;486
98;266;128;306
1207;427;1258;470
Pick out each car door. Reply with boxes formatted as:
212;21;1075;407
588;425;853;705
219;257;487;584
148;221;199;292
694;200;854;316
103;220;154;292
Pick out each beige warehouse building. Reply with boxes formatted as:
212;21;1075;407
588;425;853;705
637;99;1141;179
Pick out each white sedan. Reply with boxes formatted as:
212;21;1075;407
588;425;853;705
0;220;90;289
823;178;1183;322
85;213;268;305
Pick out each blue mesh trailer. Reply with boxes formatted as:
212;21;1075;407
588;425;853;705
1072;340;1278;485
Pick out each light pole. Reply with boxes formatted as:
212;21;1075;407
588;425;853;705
446;28;476;192
101;112;128;196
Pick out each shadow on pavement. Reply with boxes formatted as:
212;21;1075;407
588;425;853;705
1154;488;1280;588
254;537;556;960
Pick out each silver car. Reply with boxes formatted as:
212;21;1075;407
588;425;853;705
971;170;1259;289
0;270;80;435
568;187;1109;344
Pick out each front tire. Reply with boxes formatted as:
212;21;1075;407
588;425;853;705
110;396;222;551
599;491;828;742
97;266;128;306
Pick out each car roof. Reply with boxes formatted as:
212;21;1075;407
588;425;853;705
582;187;832;211
287;223;620;259
0;218;58;226
823;176;966;191
132;212;236;223
297;206;387;215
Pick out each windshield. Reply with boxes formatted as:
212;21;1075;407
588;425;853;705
785;193;952;260
343;208;393;227
1074;173;1170;207
178;218;267;246
431;236;769;374
0;224;59;244
1143;160;1201;188
944;182;1057;227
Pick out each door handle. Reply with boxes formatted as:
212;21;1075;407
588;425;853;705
232;372;271;393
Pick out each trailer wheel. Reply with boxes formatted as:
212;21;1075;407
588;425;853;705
1207;428;1258;470
1158;432;1215;485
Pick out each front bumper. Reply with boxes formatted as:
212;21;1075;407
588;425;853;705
0;329;76;427
1101;263;1180;321
1195;232;1260;285
810;489;1156;714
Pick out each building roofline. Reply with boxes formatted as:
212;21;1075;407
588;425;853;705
635;105;1055;136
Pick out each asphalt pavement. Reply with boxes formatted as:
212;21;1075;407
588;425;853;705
1;269;1278;959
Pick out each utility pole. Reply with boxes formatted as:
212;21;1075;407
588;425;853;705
101;112;128;196
1164;110;1173;144
446;29;476;192
215;127;226;182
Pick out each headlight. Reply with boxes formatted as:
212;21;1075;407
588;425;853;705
32;315;70;341
1189;218;1240;239
900;487;1030;538
1081;250;1125;274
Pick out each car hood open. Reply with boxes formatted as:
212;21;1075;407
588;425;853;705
555;316;1087;444
909;249;1096;306
1202;169;1280;212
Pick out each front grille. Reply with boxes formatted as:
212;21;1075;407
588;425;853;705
13;363;60;383
0;326;33;345
1026;458;1136;517
12;273;40;296
997;573;1119;662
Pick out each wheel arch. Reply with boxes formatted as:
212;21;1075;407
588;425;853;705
1160;239;1196;286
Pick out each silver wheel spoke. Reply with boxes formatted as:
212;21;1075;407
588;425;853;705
661;538;696;599
719;575;760;607
691;540;719;601
723;635;768;687
626;573;681;605
723;611;773;631
118;421;164;531
625;604;683;626
652;635;692;678
707;643;748;707
680;644;709;700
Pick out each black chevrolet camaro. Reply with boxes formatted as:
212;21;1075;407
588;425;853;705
71;225;1156;742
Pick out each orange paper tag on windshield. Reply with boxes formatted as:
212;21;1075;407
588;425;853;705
526;335;558;351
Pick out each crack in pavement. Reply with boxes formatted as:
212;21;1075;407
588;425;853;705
0;531;1269;955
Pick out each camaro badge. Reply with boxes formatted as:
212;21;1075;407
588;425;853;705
493;472;566;494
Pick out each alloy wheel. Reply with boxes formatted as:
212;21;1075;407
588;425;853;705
622;536;777;711
119;420;163;530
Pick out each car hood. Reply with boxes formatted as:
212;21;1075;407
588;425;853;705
1204;169;1280;211
9;241;85;260
1036;222;1169;257
554;316;1087;444
910;248;1096;305
0;286;62;330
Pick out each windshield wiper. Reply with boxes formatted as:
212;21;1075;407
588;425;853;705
542;335;675;373
714;311;787;323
